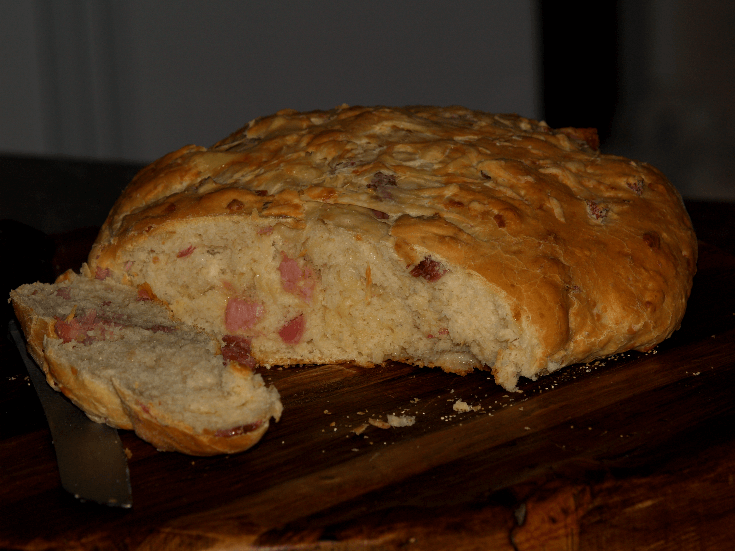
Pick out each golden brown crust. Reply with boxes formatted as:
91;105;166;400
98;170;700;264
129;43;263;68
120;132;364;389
88;105;697;383
11;294;49;372
115;383;271;456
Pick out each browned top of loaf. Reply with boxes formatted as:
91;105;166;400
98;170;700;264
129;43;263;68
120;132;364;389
90;105;697;372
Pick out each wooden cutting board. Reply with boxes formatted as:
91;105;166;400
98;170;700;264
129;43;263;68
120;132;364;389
2;238;735;551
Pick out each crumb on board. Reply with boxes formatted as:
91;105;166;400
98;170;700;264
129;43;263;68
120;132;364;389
353;423;369;435
353;413;416;434
369;418;391;429
387;414;416;427
453;399;471;413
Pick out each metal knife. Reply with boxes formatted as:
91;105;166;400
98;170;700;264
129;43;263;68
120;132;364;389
9;321;133;508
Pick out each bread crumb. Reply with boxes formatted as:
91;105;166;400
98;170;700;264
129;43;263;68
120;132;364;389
387;414;416;427
124;448;132;459
368;418;391;429
353;423;369;435
453;399;471;413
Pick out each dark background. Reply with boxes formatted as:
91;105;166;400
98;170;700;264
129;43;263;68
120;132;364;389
1;0;733;236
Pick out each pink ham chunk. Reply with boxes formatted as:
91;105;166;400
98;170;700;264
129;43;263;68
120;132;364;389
137;288;153;301
54;309;118;344
221;335;256;368
409;256;447;282
278;314;305;344
278;252;316;302
213;421;263;438
176;245;196;258
225;298;265;333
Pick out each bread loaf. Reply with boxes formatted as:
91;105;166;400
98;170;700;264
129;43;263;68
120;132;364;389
10;104;698;457
10;271;282;455
82;105;696;392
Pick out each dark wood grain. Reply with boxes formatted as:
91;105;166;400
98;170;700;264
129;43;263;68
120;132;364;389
2;196;734;550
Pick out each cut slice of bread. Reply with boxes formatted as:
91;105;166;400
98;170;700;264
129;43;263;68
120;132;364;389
10;271;282;456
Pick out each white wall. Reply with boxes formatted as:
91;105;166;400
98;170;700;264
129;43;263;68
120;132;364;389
1;0;540;163
610;0;735;201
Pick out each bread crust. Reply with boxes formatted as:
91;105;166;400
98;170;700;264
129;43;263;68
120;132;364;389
86;105;697;389
115;383;271;456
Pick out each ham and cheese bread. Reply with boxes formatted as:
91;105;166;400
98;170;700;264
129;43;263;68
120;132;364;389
77;105;697;392
9;105;697;454
10;272;282;455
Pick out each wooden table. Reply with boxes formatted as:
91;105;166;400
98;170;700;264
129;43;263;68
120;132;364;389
2;156;734;550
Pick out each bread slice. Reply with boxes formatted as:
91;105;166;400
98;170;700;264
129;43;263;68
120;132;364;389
86;105;697;391
10;271;282;455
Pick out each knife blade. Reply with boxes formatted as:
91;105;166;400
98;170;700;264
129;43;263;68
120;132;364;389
9;321;133;508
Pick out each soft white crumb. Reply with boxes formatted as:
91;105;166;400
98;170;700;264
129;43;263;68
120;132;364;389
453;399;471;413
386;414;415;427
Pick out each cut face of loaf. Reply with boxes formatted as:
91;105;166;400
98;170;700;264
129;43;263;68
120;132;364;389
88;211;532;389
10;273;282;455
88;105;698;391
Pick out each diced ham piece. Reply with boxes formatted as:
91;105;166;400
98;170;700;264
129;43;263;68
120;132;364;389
278;254;301;292
427;328;450;339
368;171;397;188
137;288;153;301
410;256;448;282
221;335;256;368
176;245;195;258
227;198;245;211
627;178;645;196
95;267;110;280
278;252;316;302
225;297;265;333
371;209;389;219
213;421;263;438
278;314;305;345
367;171;397;200
55;310;105;344
585;199;609;221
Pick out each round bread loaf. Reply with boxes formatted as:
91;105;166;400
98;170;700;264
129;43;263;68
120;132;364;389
87;105;697;391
